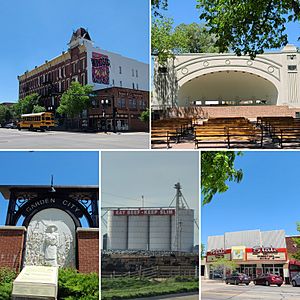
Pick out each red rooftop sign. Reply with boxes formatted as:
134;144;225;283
113;209;175;216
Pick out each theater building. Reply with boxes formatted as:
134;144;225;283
153;45;300;119
18;28;149;131
205;229;289;282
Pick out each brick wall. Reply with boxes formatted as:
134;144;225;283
286;236;300;259
0;226;26;271
77;228;99;273
168;105;299;120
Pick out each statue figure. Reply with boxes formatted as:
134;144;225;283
44;224;59;267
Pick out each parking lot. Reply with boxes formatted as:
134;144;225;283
201;280;300;300
0;128;149;149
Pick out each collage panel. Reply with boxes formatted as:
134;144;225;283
0;151;99;298
0;0;150;150
101;151;200;299
201;151;300;300
151;1;300;150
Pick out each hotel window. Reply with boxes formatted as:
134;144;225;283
117;98;126;109
81;74;85;85
112;79;115;86
132;69;135;77
136;83;139;90
120;80;122;87
136;70;138;77
129;99;137;109
140;100;146;109
119;66;122;74
132;83;135;89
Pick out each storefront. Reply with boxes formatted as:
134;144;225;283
205;230;289;282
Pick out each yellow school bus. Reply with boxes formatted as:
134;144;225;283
18;112;55;131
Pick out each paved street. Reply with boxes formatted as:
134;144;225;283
0;128;149;149
132;292;199;300
202;280;300;300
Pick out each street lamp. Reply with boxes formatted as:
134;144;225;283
101;99;109;132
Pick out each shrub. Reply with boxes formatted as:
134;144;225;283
58;268;99;300
0;268;16;284
0;268;16;300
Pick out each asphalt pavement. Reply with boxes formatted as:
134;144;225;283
131;292;199;300
0;128;149;149
201;280;300;300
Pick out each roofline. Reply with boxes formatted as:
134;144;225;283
0;185;99;199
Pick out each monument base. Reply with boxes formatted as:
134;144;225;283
12;266;58;300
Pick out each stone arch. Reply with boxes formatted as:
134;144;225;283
175;55;281;106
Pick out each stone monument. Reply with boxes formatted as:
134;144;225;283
0;183;99;298
12;265;58;300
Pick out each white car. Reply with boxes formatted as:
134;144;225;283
292;273;300;287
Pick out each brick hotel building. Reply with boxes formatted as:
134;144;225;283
18;28;149;131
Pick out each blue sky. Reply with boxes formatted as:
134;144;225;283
101;151;199;245
202;151;300;247
164;0;300;48
0;0;149;102
0;151;99;226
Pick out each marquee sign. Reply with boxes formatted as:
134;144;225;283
113;209;175;216
91;52;110;84
206;248;231;262
247;246;286;261
252;246;278;254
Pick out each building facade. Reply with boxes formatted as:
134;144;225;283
205;229;289;282
153;45;300;118
88;87;149;132
107;208;194;252
18;28;149;130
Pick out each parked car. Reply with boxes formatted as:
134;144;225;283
225;273;251;285
3;122;16;129
253;274;283;286
292;273;300;287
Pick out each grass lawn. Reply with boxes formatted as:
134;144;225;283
101;277;199;300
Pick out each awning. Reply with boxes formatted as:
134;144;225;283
289;259;300;267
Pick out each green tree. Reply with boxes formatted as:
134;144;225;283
152;18;218;64
292;222;300;261
201;152;243;205
197;0;300;58
32;105;46;113
201;243;205;260
151;0;168;17
211;257;238;279
57;82;93;118
139;109;150;123
0;105;13;124
173;23;219;53
14;93;40;116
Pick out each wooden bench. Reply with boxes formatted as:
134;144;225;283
194;127;227;148
151;129;180;148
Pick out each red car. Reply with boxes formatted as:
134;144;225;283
253;274;283;287
225;273;251;285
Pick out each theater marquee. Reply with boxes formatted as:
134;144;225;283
246;246;287;261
